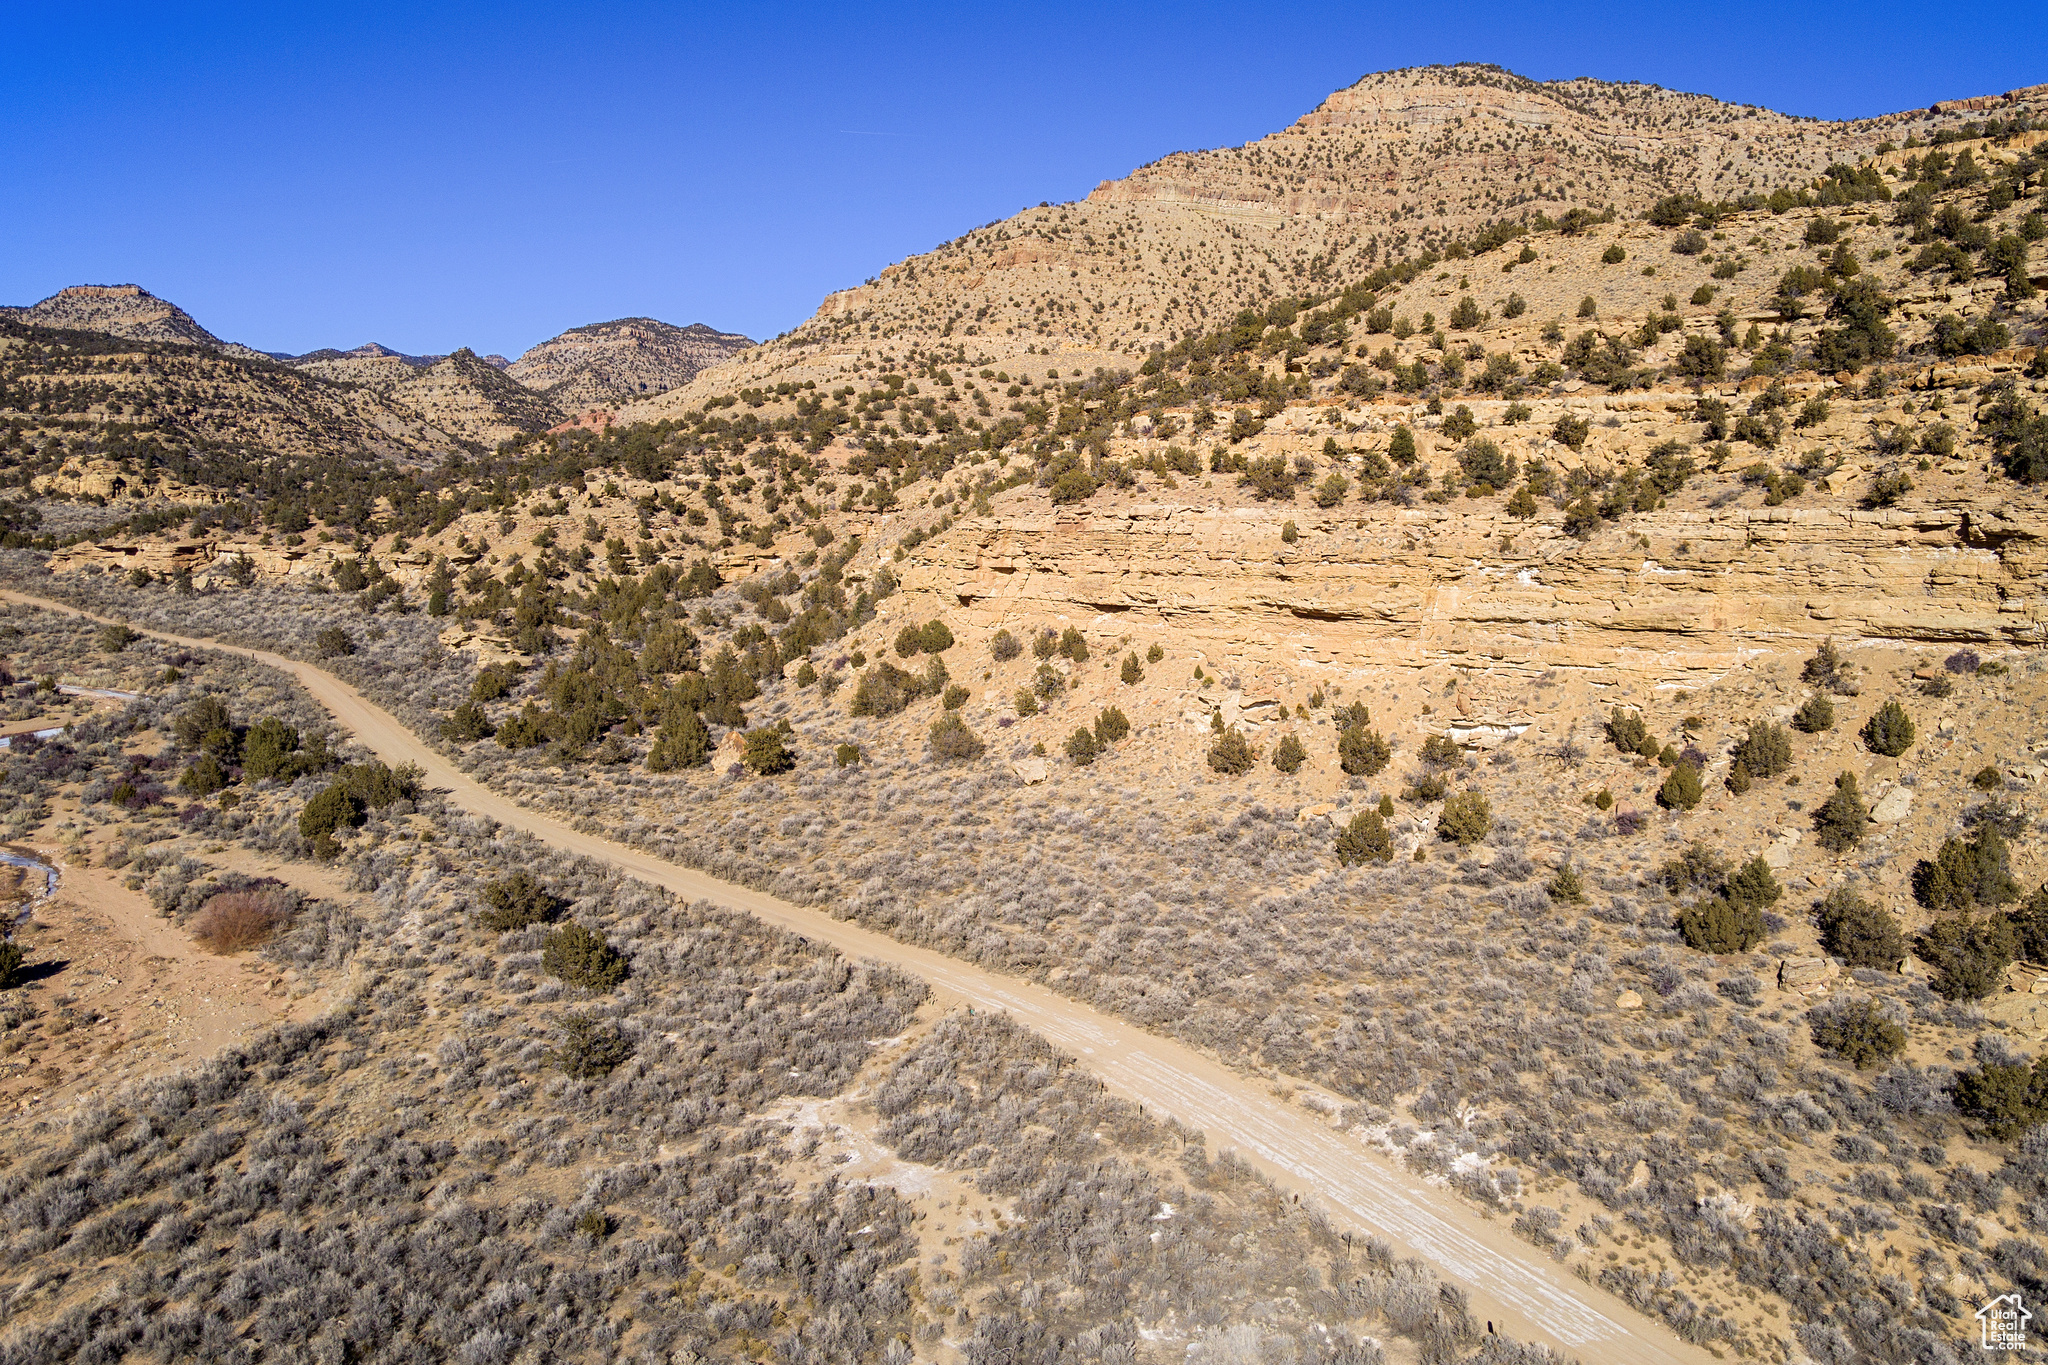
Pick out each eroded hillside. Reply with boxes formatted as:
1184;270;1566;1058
6;62;2048;1365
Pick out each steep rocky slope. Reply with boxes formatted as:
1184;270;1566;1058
509;317;752;413
619;64;2047;422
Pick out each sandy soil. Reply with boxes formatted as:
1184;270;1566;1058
0;846;341;1116
0;588;1721;1365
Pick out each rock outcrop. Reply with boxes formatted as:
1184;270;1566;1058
901;497;2047;686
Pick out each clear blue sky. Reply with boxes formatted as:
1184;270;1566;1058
7;2;2042;358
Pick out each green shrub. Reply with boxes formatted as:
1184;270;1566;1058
990;629;1021;661
928;713;985;761
1208;727;1253;775
1657;763;1703;811
1954;1060;2048;1141
471;665;514;702
646;710;710;771
1816;886;1904;968
1338;726;1391;777
1334;810;1393;865
1065;728;1099;766
2010;884;2048;964
1605;708;1649;753
1404;772;1449;803
1725;855;1783;910
1121;652;1143;685
1388;426;1416;463
1973;764;2005;791
1917;913;2017;1000
543;922;628;991
1915;825;2021;913
894;624;923;657
1803;768;1865;851
0;939;23;988
1601;243;1626;264
496;703;550;749
549;1014;633;1080
1677;896;1765;953
942;684;970;710
1059;627;1089;662
834;743;861;767
1860;700;1915;756
919;620;955;653
173;696;237;755
1442;404;1478;439
1659;842;1731;896
742;722;796;775
1093;707;1130;745
479;871;561;932
179;755;230;796
1553;415;1591;450
336;760;419;809
1012;688;1039;717
441;702;496;743
848;665;912;717
99;624;139;653
298;784;364;840
1146;642;1164;663
1809;998;1906;1068
1271;734;1306;774
1732;719;1793;780
1792;694;1835;733
1799;640;1852;692
1418;734;1463;770
1546;863;1586;904
314;626;355;658
1438;790;1492;846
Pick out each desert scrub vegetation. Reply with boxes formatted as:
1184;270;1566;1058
0;706;1492;1365
15;583;2034;1360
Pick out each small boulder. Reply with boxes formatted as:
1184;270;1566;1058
1870;787;1913;823
1012;757;1048;785
1616;989;1644;1010
1777;956;1837;992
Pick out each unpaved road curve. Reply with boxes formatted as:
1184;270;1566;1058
5;591;1717;1365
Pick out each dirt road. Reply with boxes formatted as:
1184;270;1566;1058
2;590;1719;1365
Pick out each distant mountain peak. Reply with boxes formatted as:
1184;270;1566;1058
509;316;752;410
2;283;223;348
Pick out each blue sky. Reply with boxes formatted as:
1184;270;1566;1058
6;2;2042;358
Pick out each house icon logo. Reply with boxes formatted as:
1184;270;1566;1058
1978;1292;2031;1350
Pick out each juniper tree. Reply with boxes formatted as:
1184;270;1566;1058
1814;772;1870;853
1334;809;1393;865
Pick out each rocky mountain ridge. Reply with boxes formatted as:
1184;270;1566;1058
1;284;746;452
618;64;2047;423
